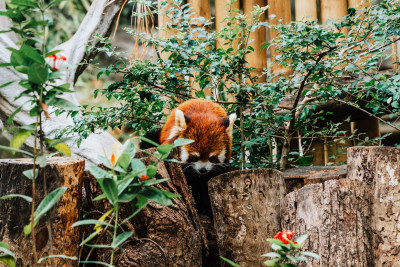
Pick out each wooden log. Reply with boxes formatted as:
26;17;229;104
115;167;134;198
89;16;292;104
85;148;207;266
0;157;84;266
243;0;267;83
281;179;374;266
268;0;291;73
295;0;317;21
208;169;285;266
283;165;347;193
347;147;400;266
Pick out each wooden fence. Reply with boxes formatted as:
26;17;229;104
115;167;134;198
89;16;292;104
158;0;399;166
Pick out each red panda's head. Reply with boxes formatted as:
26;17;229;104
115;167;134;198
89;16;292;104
174;109;236;174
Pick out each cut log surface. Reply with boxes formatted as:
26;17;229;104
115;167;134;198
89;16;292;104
283;165;347;193
208;169;285;266
281;179;373;267
347;146;400;266
85;148;206;267
0;157;84;266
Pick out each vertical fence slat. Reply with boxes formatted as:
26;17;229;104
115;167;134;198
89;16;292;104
320;0;347;23
215;0;240;49
295;0;317;21
243;0;267;82
268;0;291;73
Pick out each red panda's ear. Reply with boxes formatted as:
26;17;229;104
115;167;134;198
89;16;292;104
175;109;188;130
222;113;236;134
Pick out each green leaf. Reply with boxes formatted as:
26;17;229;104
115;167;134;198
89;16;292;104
28;63;48;84
295;234;308;245
7;105;23;125
146;165;158;178
130;159;146;176
85;244;111;248
99;178;118;204
71;219;113;228
267;238;285;246
220;256;240;267
0;246;16;267
10;130;32;151
300;251;320;259
0;255;16;267
298;156;314;167
37;255;77;264
0;145;33;157
262;252;280;258
119;198;148;225
79;229;102;246
286;255;297;263
88;165;112;179
10;0;39;8
0;81;15;89
92;193;106;202
36;155;47;168
0;194;32;202
140;136;159;147
20;45;45;64
34;187;67;221
157;144;174;156
47;140;71;157
139;188;173;206
173;138;194;147
0;242;9;249
45;50;63;57
112;231;133;249
263;258;280;266
118;192;137;203
143;178;169;186
45;0;67;8
48;97;78;111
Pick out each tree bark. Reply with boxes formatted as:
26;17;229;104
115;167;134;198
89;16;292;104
84;148;207;267
347;146;400;266
208;169;285;267
281;179;373;267
0;0;124;165
0;157;84;266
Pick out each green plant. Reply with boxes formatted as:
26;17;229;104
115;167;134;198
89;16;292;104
263;231;320;266
64;0;400;170
0;0;78;265
72;137;192;266
0;242;16;267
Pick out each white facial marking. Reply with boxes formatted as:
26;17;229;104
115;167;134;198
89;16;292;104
180;147;189;162
218;148;226;163
191;152;200;157
193;161;213;171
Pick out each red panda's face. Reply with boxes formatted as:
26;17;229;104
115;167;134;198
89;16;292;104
174;109;236;174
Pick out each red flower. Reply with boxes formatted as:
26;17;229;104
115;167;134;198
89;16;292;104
48;54;67;70
274;230;296;244
140;174;149;180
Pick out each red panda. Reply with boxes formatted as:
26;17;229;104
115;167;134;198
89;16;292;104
160;99;236;174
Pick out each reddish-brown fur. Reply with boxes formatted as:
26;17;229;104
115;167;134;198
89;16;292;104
160;99;233;162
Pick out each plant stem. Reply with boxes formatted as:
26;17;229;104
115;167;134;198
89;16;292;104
110;205;119;266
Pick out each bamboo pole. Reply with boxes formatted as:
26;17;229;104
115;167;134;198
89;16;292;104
295;0;317;22
268;0;291;73
243;0;267;83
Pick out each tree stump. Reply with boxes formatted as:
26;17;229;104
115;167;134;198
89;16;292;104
208;169;285;266
0;157;84;266
281;179;373;266
84;148;206;267
347;146;400;266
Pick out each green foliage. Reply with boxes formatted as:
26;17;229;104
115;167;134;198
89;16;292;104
264;234;319;266
74;137;191;266
63;0;400;170
0;242;16;267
